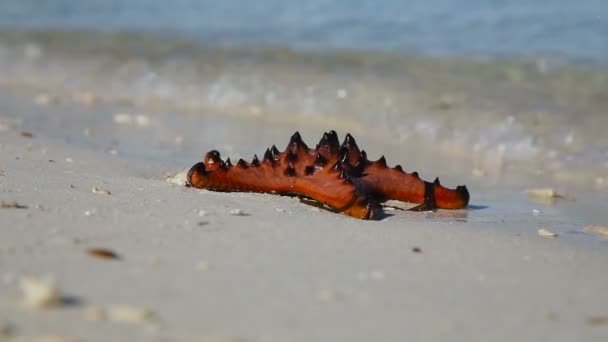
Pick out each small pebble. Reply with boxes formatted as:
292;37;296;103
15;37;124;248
65;157;73;163
83;305;107;321
195;261;210;272
412;247;423;253
34;93;52;105
87;248;120;260
19;131;34;138
472;168;486;177
106;305;157;324
538;228;558;238
317;289;339;303
113;113;133;125
532;209;541;216
198;210;207;217
229;208;247;216
1;200;27;209
586;316;608;326
0;321;13;339
134;115;151;127
583;225;608;238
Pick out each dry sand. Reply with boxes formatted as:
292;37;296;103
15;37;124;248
1;89;608;341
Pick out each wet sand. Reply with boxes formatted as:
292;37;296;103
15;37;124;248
1;87;608;341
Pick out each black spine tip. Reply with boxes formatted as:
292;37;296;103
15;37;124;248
271;145;280;159
394;165;403;172
411;171;419;179
237;158;247;168
318;133;329;147
208;150;221;162
341;133;358;151
251;154;260;166
304;165;316;176
377;155;387;167
434;177;441;186
327;131;339;148
360;150;368;162
290;131;302;144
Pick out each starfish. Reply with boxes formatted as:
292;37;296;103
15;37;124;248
187;131;469;219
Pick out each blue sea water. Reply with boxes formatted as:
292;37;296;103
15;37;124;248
0;0;607;64
0;1;607;185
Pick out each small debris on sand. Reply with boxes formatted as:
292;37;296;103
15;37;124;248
532;209;541;215
85;305;157;324
583;225;608;238
20;277;61;309
65;157;73;163
30;335;78;342
317;288;340;303
586;316;608;326
19;131;34;138
195;260;210;272
1;200;27;209
537;228;558;238
229;208;248;216
471;168;486;177
113;113;151;127
91;187;111;195
83;305;107;321
166;170;188;186
106;305;157;324
113;113;133;125
34;93;55;106
0;120;11;131
198;209;207;217
412;247;423;253
87;248;120;260
526;188;572;200
71;91;97;106
0;322;14;339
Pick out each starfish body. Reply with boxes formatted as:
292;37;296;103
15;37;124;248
187;131;469;219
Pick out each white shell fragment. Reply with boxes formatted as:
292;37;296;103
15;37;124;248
91;187;111;195
20;277;62;309
537;228;558;238
106;305;156;324
229;208;247;216
166;170;189;186
526;188;573;201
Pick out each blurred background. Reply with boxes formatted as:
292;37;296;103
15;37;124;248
0;0;607;187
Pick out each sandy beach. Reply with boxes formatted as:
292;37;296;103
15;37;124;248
1;83;608;342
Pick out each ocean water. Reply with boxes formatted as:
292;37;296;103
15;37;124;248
0;1;607;187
